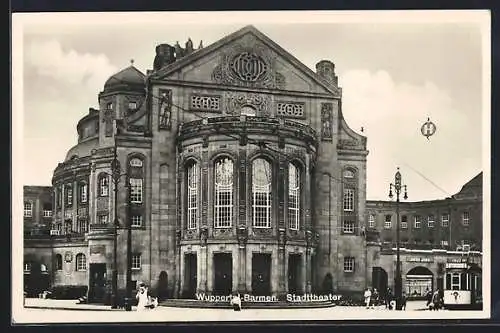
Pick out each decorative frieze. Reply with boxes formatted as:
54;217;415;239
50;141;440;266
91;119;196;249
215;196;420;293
277;102;305;118
190;95;221;112
225;92;271;116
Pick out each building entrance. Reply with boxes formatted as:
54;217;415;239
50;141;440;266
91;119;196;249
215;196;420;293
183;254;197;298
88;263;106;303
406;266;434;299
252;253;271;296
213;253;232;296
288;254;302;294
372;267;388;298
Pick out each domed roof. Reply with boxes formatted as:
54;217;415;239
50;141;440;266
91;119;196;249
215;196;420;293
103;65;146;93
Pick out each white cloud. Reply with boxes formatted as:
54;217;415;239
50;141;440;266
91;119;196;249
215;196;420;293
340;69;479;201
25;39;118;94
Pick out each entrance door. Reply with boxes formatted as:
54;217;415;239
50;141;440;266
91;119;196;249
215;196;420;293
213;253;232;295
288;254;302;294
372;267;388;298
88;263;106;303
184;254;197;298
252;253;271;296
158;271;169;301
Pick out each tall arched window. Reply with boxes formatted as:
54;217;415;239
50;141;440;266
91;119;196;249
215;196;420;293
98;174;109;197
342;167;357;235
288;163;300;230
79;182;88;203
214;157;233;228
252;158;272;228
55;254;63;271
129;156;145;204
186;162;198;230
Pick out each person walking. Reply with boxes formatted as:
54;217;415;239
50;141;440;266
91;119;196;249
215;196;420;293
364;287;372;309
432;289;442;311
230;293;242;311
372;288;380;308
425;288;433;308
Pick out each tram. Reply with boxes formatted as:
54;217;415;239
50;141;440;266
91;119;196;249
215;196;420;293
443;261;482;310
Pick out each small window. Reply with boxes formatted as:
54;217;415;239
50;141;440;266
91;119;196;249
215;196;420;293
384;215;392;229
65;185;73;206
99;175;109;197
343;170;355;178
106;102;113;110
343;257;355;272
343;220;355;234
132;254;141;270
24;262;31;273
76;254;87;271
441;240;449;247
43;209;53;217
131;215;143;227
401;215;408;229
128;102;137;110
441;214;449;227
462;211;470;226
24;202;33;217
79;183;88;203
428;215;435;228
130;158;143;167
368;214;375;228
98;215;108;224
414;215;421;228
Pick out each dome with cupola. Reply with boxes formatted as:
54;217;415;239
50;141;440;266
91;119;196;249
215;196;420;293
103;64;146;93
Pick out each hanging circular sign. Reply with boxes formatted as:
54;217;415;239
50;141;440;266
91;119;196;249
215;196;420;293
421;118;436;140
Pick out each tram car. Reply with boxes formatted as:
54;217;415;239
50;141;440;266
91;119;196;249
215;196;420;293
443;261;482;310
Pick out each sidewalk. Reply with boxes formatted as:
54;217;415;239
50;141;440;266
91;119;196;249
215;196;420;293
24;298;134;311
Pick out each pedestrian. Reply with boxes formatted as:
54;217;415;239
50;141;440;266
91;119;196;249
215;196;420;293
135;282;149;311
364;287;372;309
425;288;432;308
230;293;242;311
386;288;393;309
401;292;407;310
432;289;441;311
372;288;380;308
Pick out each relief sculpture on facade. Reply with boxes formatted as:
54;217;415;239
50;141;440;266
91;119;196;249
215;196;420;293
321;103;333;140
225;92;271;116
212;37;286;90
159;90;172;130
103;109;114;137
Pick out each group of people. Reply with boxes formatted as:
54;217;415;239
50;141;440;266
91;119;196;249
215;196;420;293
364;287;407;310
135;282;159;311
425;288;444;311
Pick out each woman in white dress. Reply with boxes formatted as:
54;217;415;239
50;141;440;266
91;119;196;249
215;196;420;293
136;283;149;311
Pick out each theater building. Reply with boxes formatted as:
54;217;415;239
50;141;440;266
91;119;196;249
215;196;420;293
24;25;370;301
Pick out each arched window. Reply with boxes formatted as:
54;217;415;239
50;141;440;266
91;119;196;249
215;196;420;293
288;163;300;230
98;174;109;197
65;184;73;206
129;155;144;204
75;253;87;271
252;158;272;228
214;157;233;228
186;162;198;230
79;182;87;203
55;254;63;271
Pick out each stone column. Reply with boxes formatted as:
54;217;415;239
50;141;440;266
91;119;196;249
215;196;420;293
199;226;208;293
237;226;248;293
278;228;287;299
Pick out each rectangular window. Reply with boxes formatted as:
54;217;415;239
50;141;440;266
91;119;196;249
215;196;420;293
100;176;109;197
451;273;461;290
441;213;449;227
343;188;354;212
187;166;198;230
288;189;300;231
384;215;392;229
64;210;73;220
66;185;73;206
441;240;449;246
401;215;408;229
215;185;233;228
132;254;141;270
130;178;143;203
414;215;421;229
428;215;435;228
368;214;375;228
43;209;52;217
24;202;33;217
253;191;271;228
98;214;108;224
131;215;143;227
128;102;137;110
462;211;470;226
24;262;31;273
343;257;355;272
343;220;355;234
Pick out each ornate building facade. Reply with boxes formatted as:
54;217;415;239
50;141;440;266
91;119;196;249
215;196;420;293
24;26;369;301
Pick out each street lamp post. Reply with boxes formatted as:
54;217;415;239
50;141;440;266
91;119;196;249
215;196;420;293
124;176;132;311
109;145;128;309
389;167;408;311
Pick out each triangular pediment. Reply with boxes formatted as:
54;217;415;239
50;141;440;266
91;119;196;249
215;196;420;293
149;25;340;97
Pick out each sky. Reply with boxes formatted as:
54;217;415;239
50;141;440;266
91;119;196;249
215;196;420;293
14;11;490;201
